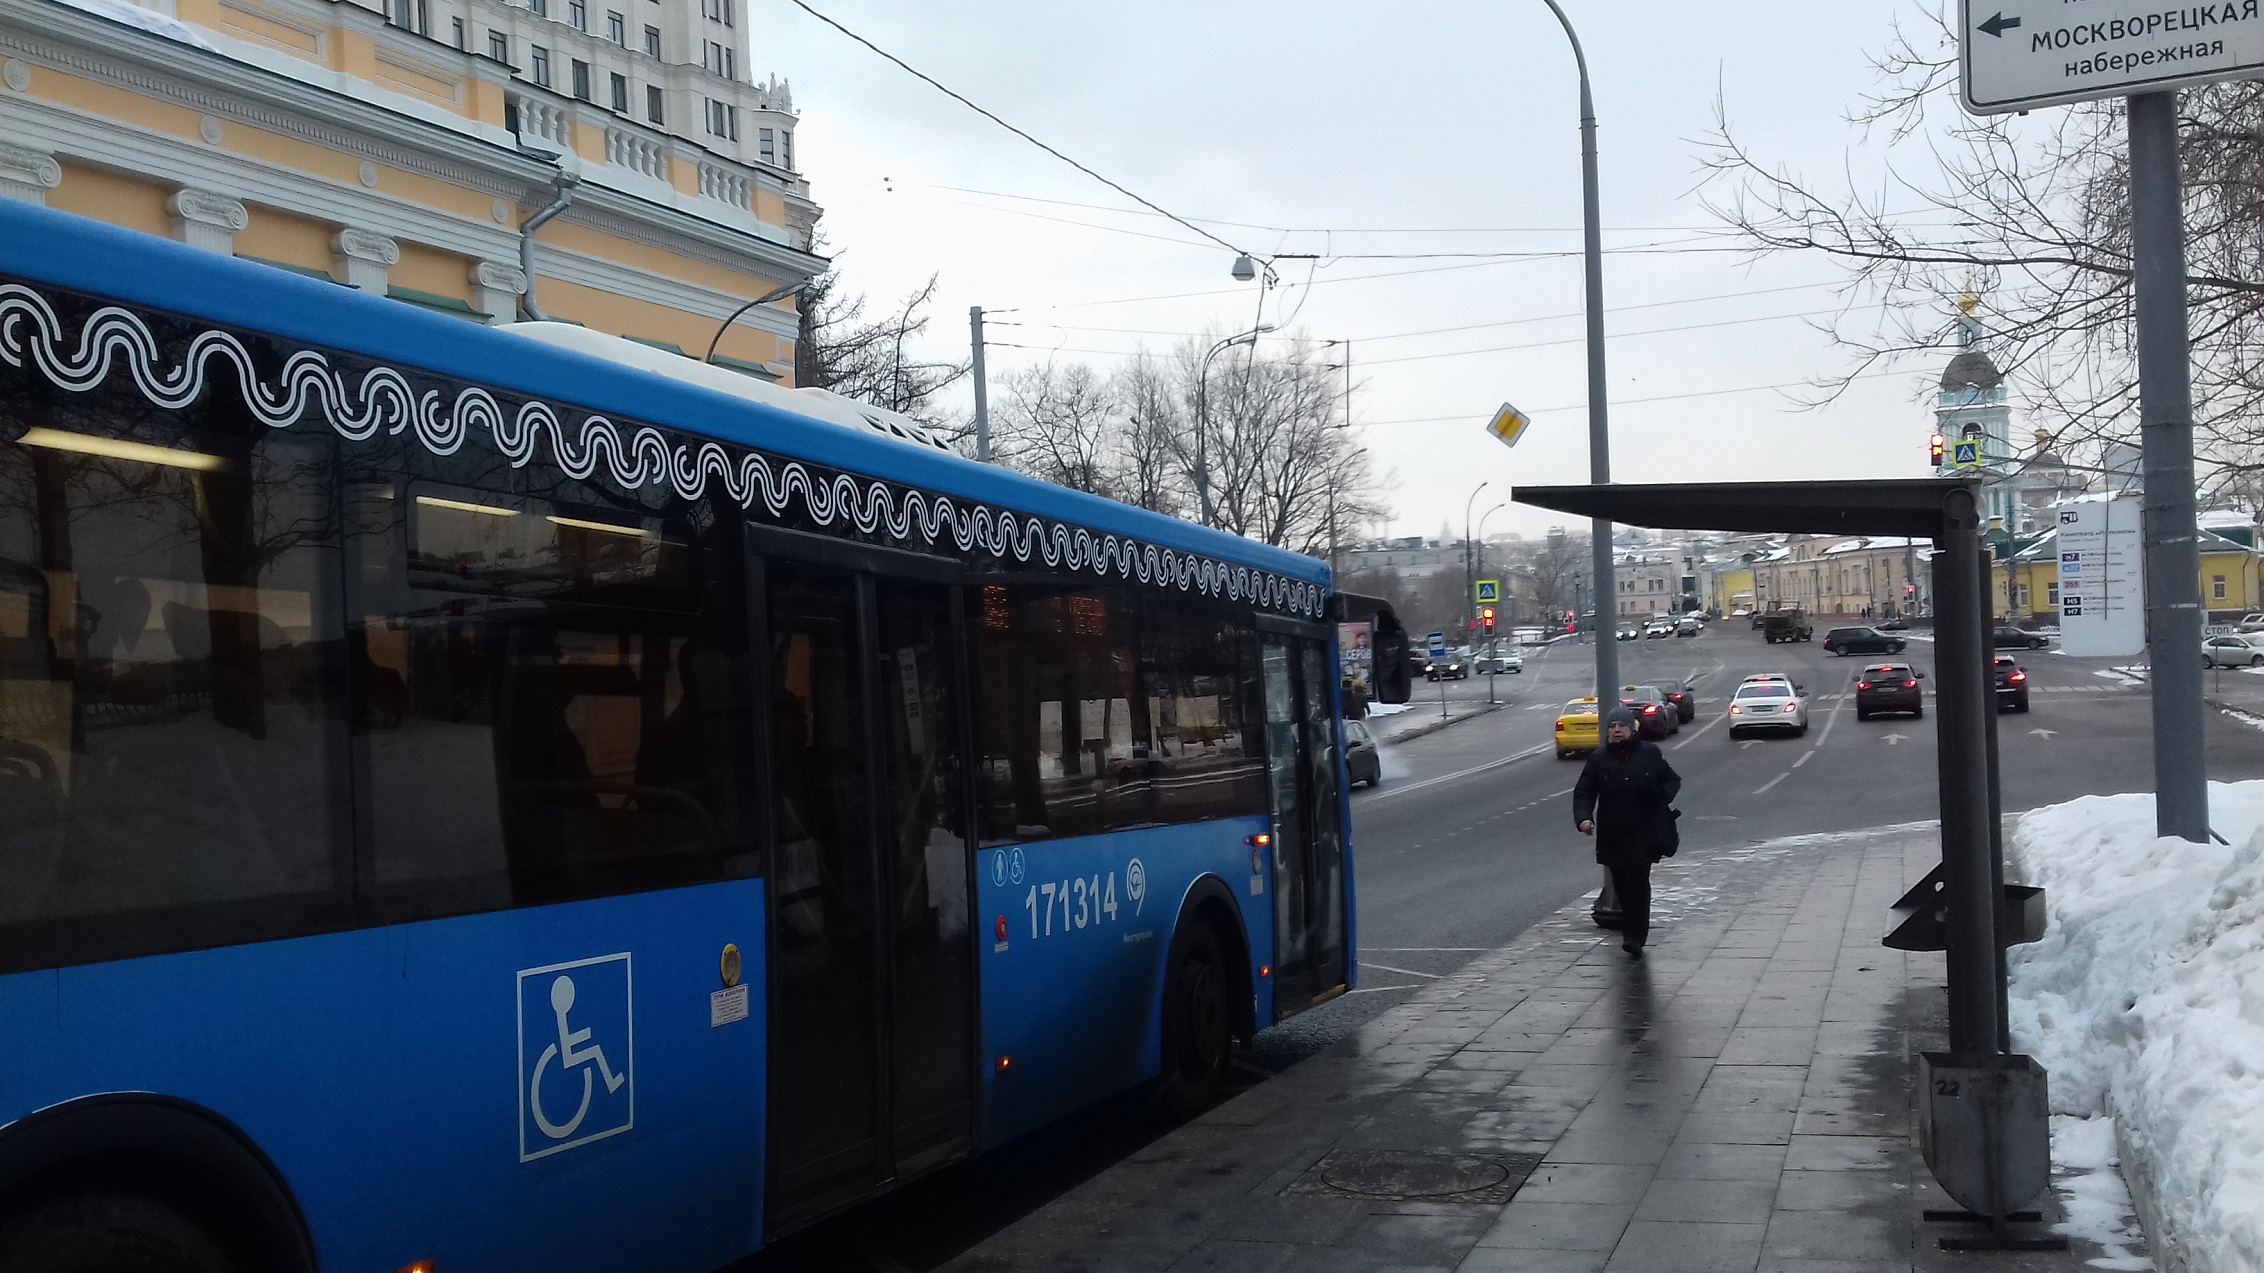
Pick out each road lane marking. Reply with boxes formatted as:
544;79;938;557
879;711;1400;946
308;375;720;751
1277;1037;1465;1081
1364;947;1484;952
1360;961;1443;979
1365;743;1550;801
1672;711;1728;749
1793;751;1812;768
1754;772;1789;794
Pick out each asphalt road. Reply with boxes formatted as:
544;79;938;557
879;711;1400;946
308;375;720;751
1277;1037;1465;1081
754;622;2264;1270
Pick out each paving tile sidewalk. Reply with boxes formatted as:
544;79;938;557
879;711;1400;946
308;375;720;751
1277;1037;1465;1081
943;827;2141;1273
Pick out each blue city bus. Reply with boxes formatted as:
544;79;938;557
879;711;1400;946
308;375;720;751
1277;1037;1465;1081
0;200;1354;1272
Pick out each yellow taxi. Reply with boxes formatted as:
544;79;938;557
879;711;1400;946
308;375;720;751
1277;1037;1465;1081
1554;696;1601;758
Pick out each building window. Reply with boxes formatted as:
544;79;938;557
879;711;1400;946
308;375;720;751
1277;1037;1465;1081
705;99;737;139
724;45;734;78
529;0;545;16
701;0;720;18
451;16;466;47
2214;574;2229;601
571;59;591;100
609;71;628;112
489;30;509;61
530;44;551;86
758;126;774;163
780;128;791;168
646;83;664;123
607;11;625;42
568;0;586;29
2047;582;2060;607
643;23;660;55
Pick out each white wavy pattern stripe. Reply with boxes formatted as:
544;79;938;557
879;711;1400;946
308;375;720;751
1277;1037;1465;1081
0;283;1321;617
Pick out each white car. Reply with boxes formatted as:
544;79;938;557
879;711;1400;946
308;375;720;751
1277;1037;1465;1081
1727;679;1808;738
2204;632;2264;667
1476;652;1523;674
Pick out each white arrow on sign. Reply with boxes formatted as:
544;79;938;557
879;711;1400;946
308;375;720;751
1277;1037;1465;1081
2030;727;2058;740
1882;733;1908;746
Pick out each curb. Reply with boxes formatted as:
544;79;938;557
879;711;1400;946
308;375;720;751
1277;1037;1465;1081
1370;700;1505;745
2111;1094;2194;1273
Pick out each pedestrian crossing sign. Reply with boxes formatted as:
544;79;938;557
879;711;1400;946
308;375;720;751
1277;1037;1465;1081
1475;579;1500;604
1951;439;1983;469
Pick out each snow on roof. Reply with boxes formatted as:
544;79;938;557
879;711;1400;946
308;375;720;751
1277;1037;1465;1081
54;0;218;48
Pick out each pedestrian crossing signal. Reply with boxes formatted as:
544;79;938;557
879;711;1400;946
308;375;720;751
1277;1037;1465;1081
1929;433;1945;467
1480;606;1495;634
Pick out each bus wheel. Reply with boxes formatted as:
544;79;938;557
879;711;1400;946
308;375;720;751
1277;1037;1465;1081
1157;918;1232;1119
0;1193;237;1273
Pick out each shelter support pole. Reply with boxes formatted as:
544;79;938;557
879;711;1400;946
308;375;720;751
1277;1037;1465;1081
2129;90;2210;843
1934;490;2001;1057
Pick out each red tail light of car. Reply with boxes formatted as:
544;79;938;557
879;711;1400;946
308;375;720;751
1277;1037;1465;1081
1781;703;1799;714
1856;681;1871;690
1903;678;1919;688
1642;704;1659;715
1728;705;1742;715
2009;670;2027;684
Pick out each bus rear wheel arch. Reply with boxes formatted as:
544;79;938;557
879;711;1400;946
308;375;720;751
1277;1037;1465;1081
1155;885;1254;1120
0;1096;316;1273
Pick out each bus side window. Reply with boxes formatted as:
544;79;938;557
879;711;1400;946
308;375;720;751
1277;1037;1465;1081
349;481;752;918
0;377;352;972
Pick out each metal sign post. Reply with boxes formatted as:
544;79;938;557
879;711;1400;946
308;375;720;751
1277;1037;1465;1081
1959;0;2215;842
1426;630;1448;719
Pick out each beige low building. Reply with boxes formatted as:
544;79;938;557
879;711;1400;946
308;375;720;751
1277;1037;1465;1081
0;0;820;378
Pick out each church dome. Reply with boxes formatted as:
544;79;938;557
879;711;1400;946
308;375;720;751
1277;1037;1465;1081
1941;349;2003;392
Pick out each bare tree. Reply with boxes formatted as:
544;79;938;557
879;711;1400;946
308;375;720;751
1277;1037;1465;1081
1110;352;1185;517
992;362;1117;496
1700;4;2264;493
793;270;969;433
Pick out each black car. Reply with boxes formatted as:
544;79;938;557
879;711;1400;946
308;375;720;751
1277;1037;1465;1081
1993;627;2050;650
1616;684;1678;739
1659;682;1696;723
1995;655;2031;711
1343;717;1381;786
1426;654;1468;681
1853;662;1924;720
1822;626;1907;657
1879;616;1911;631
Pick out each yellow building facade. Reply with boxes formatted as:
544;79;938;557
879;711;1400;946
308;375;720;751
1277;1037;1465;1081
1;0;819;377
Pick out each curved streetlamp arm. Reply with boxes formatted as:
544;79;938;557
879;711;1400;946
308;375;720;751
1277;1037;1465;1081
705;279;812;365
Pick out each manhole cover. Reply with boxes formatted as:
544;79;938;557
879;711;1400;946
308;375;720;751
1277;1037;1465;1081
1282;1150;1542;1204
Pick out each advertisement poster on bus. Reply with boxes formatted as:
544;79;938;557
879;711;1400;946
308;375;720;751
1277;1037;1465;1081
1337;621;1374;693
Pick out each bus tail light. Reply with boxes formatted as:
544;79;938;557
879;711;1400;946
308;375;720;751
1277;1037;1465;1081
396;1262;437;1273
996;1055;1013;1073
995;916;1009;942
1259;964;1271;978
1246;833;1271;848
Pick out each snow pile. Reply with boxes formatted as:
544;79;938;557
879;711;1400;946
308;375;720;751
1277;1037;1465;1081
2006;780;2264;1272
2047;1115;2151;1272
54;0;220;49
1364;701;1413;718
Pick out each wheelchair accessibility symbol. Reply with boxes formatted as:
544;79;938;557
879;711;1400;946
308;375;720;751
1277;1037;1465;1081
517;953;634;1161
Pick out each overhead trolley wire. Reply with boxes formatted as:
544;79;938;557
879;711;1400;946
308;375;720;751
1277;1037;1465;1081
782;0;1249;258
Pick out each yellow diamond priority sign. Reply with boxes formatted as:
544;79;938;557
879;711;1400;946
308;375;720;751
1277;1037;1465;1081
1486;402;1532;450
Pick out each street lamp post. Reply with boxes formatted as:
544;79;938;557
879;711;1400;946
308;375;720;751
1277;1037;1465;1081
1532;0;1617;704
703;279;813;365
1196;326;1272;529
1464;482;1490;642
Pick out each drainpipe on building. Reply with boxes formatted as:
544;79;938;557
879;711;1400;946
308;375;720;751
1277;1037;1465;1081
517;172;579;321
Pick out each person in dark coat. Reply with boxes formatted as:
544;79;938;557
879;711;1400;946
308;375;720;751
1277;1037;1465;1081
1574;706;1682;956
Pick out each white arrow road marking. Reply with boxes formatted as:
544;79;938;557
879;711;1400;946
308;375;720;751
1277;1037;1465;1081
2029;728;2058;740
1882;733;1908;746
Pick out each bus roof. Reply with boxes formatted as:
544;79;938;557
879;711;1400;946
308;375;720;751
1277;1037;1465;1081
0;200;1327;613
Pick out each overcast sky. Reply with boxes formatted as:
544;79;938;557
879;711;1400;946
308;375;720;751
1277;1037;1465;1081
756;0;1960;540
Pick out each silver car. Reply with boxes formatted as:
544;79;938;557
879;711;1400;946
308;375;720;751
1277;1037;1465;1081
2204;632;2264;667
1727;679;1808;738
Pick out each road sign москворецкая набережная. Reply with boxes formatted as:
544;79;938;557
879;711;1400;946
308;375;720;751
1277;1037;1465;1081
1961;0;2264;113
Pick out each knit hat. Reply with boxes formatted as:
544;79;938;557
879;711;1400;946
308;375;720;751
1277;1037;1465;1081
1603;706;1638;730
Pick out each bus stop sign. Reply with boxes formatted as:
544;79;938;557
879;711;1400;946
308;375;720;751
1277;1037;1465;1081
1961;0;2264;114
1425;630;1447;658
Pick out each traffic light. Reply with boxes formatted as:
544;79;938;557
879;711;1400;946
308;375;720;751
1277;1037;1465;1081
1929;432;1945;467
1480;606;1496;634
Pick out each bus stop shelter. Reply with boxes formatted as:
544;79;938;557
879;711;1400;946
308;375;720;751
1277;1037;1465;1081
1511;478;2057;1245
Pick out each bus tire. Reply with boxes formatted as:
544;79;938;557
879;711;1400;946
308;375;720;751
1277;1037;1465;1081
1156;916;1233;1119
0;1192;236;1273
